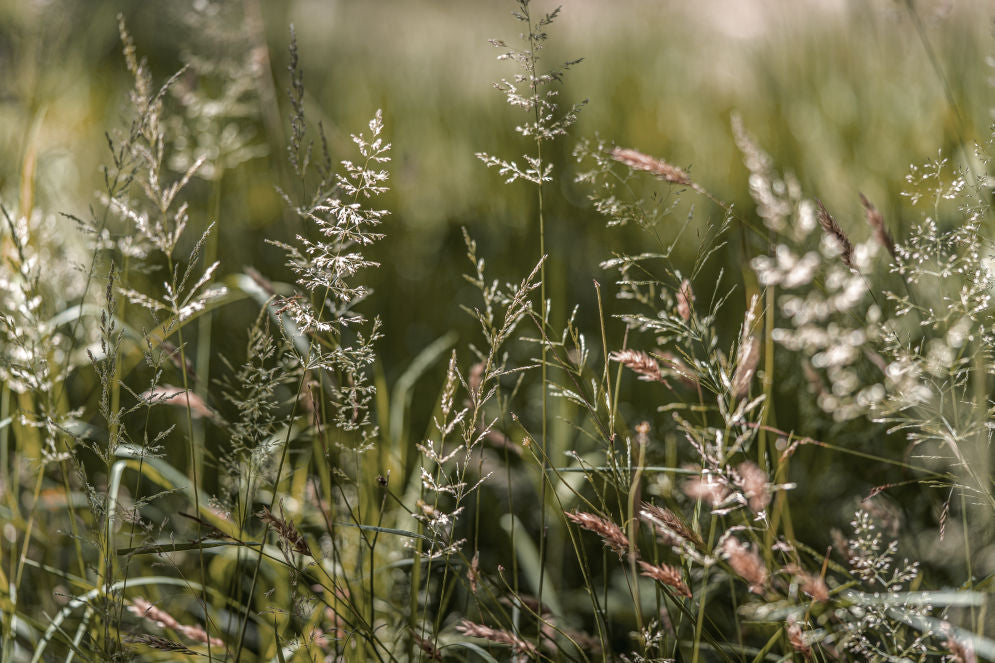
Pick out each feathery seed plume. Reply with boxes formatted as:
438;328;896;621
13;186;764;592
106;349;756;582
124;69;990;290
456;620;537;657
610;349;669;386
816;199;853;268
637;560;692;598
786;619;812;659
676;279;694;321
731;336;761;400
611;147;693;187
128;597;225;648
639;502;703;547
565;511;631;557
721;537;769;594
859;193;896;259
683;472;731;508
735;461;771;513
940;622;977;663
257;506;312;556
785;564;830;602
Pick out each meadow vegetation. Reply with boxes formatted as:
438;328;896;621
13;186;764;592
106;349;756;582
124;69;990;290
2;0;995;660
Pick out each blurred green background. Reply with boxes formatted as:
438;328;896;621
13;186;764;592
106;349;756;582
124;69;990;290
2;0;994;581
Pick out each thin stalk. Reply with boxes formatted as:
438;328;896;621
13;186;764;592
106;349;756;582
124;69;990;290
192;169;223;488
176;327;213;660
521;5;551;635
627;433;646;634
759;284;775;471
691;515;718;663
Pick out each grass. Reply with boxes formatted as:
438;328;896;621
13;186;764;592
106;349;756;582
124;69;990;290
2;0;995;661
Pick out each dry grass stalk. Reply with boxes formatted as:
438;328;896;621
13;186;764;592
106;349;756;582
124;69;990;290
639;502;703;547
859;193;896;259
565;511;631;557
637;560;692;598
731;336;760;400
735;461;771;513
128;634;197;655
610;349;669;386
721;538;768;595
128;597;225;648
456;620;537;657
676;279;694;321
611;147;693;186
815;199;853;268
257;506;312;556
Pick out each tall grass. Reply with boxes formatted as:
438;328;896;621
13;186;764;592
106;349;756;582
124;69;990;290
1;1;995;661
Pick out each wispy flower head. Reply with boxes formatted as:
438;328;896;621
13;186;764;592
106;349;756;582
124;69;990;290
566;510;631;558
456;620;537;657
816;199;853;268
735;461;770;513
611;147;693;187
721;537;769;595
859;193;895;260
637;560;691;598
640;502;703;547
683;471;731;508
611;348;669;385
676;279;694;320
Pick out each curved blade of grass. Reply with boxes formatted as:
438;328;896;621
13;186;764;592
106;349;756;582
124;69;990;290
390;331;458;481
117;539;262;555
499;513;563;615
444;641;501;663
333;521;430;541
846;588;986;608
389;330;458;448
31;576;249;663
888;607;995;659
